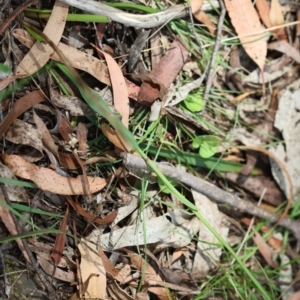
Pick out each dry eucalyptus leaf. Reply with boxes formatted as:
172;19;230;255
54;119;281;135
191;190;230;280
224;0;267;71
77;240;106;299
2;154;106;195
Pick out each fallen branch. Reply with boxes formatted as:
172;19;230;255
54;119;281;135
121;152;300;240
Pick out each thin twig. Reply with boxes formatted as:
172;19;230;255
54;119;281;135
121;153;300;241
202;0;226;113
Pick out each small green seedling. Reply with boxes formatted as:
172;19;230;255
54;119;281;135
192;135;222;158
158;176;178;194
184;93;204;112
0;63;11;74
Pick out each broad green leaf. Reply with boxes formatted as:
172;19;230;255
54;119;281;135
192;135;222;158
0;63;11;74
184;93;203;112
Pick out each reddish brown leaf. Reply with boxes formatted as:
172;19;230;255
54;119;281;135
224;0;267;71
66;195;117;225
138;38;189;106
0;90;45;140
51;204;69;266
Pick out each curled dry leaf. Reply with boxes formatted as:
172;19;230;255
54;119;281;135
190;0;216;35
138;38;189;105
101;122;136;154
66;196;117;225
1;154;106;195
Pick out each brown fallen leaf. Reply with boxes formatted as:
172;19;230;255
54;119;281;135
125;249;169;300
0;0;68;90
256;0;287;40
37;256;75;282
77;240;106;299
270;0;284;27
1;154;106;195
101;122;137;154
224;0;267;72
65;195;117;225
95;46;130;128
190;0;216;35
51;204;69;267
138;38;189;106
252;232;279;268
12;28;140;101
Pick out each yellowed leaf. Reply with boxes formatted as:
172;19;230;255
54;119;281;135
224;0;267;71
1;154;106;195
270;0;284;26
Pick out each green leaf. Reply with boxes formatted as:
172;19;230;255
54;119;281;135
184;93;203;112
158;176;178;194
192;135;222;158
0;63;11;74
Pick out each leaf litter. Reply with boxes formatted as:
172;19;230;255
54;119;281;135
0;0;300;299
